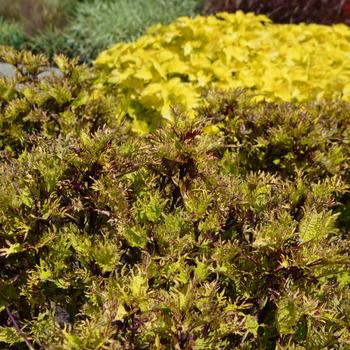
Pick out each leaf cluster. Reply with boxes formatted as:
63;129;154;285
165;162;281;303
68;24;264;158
0;46;123;158
0;69;349;348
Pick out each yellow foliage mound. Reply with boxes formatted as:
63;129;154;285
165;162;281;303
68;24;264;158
94;11;350;132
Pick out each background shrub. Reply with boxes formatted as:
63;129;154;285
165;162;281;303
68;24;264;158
200;0;350;25
28;28;72;59
94;11;350;132
0;19;26;50
0;0;86;59
0;0;80;36
0;0;204;62
63;0;203;62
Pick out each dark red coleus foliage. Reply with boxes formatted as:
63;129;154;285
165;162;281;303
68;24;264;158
201;0;350;25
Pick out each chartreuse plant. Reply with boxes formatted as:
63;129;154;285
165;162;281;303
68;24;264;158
0;84;349;349
94;11;350;132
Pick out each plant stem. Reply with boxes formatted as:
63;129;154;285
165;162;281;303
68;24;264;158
6;306;35;350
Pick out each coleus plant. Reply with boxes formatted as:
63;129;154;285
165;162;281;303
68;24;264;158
0;77;349;349
0;45;124;157
200;0;350;25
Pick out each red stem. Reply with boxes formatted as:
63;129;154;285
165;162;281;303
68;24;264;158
5;307;35;350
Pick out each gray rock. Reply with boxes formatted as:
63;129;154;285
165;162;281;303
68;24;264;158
0;62;17;79
37;67;63;81
54;305;71;326
15;83;26;92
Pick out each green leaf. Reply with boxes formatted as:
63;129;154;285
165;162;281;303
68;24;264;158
0;242;24;257
336;272;350;287
276;298;299;335
194;258;209;281
245;315;259;337
124;227;148;248
299;211;339;243
0;326;23;345
19;188;33;208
